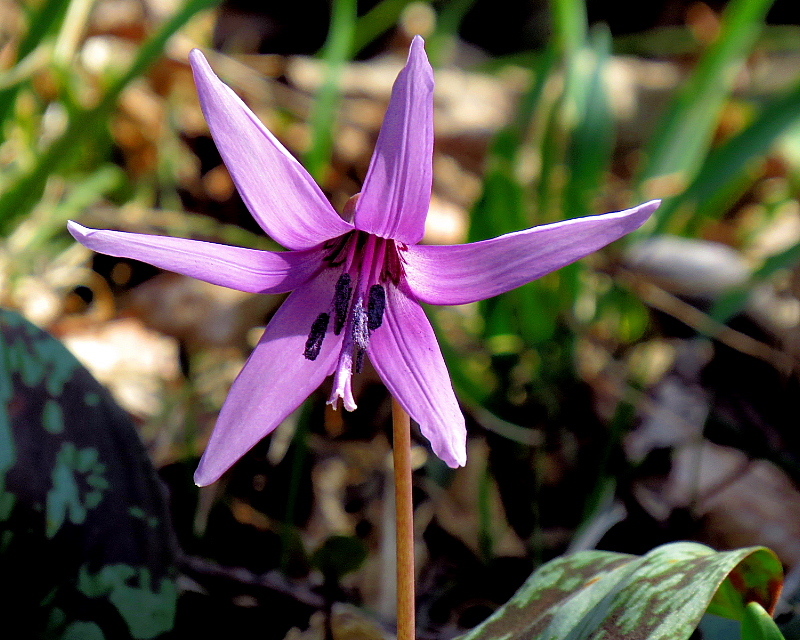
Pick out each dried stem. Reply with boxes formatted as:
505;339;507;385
392;397;415;640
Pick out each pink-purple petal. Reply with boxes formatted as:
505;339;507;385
367;286;466;468
68;221;324;294
194;272;344;486
189;49;353;250
353;36;433;244
404;200;660;306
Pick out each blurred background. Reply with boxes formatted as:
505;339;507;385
2;0;800;637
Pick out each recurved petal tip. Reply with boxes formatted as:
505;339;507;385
67;220;323;294
194;457;224;487
68;219;99;241
436;439;467;469
637;199;662;221
188;49;217;87
193;468;212;487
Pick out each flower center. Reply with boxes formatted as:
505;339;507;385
302;230;406;411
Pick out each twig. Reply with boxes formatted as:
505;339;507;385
622;272;795;374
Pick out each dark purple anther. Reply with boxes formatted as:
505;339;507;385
333;273;352;335
367;285;386;331
304;313;330;360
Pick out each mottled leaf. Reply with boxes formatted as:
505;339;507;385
457;542;783;640
0;309;177;638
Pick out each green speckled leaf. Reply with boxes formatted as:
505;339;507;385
458;542;783;640
62;621;105;640
0;309;177;638
78;564;177;639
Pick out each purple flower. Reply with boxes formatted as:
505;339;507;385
68;37;659;486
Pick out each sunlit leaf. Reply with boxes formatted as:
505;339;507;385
457;542;783;640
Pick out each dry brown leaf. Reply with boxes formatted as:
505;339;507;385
60;316;180;419
635;440;800;568
284;604;390;640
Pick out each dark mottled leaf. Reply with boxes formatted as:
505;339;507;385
0;309;177;638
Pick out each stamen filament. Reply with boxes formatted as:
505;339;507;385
359;234;378;293
342;232;360;273
370;238;388;286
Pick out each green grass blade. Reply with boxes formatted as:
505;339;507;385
563;24;613;219
0;0;73;135
636;0;775;199
32;165;125;249
0;44;52;92
426;0;475;66
16;0;73;60
303;0;357;182
351;0;415;56
467;46;555;238
0;0;220;234
550;0;587;56
536;0;588;220
53;0;97;65
654;77;800;234
8;164;124;270
468;130;528;242
741;602;786;640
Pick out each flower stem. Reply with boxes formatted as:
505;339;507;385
392;397;415;640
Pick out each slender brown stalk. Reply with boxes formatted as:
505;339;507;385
392;397;415;640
